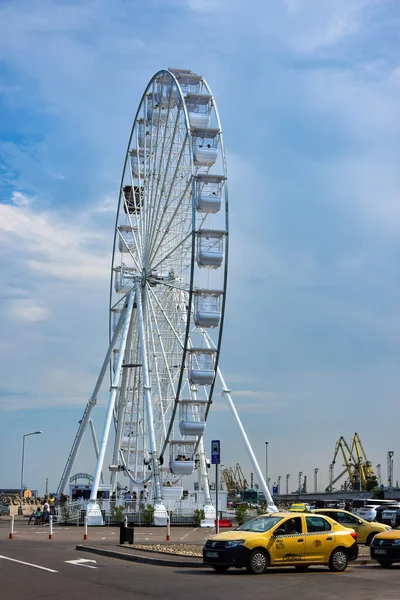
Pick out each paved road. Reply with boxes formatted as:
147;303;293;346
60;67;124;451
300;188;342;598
0;521;398;599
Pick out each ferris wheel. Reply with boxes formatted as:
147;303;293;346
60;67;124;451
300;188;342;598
57;68;276;524
96;68;227;522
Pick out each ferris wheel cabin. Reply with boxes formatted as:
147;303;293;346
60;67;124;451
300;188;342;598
179;399;207;436
188;348;217;386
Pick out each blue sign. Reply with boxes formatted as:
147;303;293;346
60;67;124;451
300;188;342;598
211;440;220;464
272;486;278;495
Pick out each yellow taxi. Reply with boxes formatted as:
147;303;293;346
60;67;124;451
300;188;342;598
313;508;390;545
203;512;358;574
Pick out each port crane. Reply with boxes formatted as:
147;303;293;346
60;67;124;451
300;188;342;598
326;433;378;492
222;464;248;498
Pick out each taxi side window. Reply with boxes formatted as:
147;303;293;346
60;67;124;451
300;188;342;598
332;512;348;524
279;517;303;534
306;516;331;533
340;513;359;525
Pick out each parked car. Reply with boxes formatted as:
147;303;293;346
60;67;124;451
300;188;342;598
375;504;399;525
0;502;10;516
370;527;400;567
312;508;390;545
203;512;358;574
391;509;400;528
354;505;379;522
380;505;400;525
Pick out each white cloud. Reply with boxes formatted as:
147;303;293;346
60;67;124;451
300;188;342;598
0;193;111;280
8;300;50;322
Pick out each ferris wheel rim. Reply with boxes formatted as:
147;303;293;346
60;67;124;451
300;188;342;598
109;67;229;485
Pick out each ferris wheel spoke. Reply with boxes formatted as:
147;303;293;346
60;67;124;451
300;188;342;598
147;133;190;265
148;176;192;267
150;232;192;275
146;105;184;255
147;284;186;349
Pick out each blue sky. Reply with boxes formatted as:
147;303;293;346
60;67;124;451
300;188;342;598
0;0;399;495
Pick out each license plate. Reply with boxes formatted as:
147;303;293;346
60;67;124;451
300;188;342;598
374;549;386;555
206;551;219;558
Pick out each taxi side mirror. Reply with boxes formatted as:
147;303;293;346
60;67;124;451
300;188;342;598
274;528;286;537
358;520;363;525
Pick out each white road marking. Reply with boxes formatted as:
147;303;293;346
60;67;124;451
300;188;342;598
180;528;198;540
0;554;58;573
65;558;98;569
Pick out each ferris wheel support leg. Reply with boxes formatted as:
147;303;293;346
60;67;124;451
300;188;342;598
135;281;167;526
198;436;216;527
217;367;277;512
89;419;103;484
110;312;136;491
87;292;136;525
56;302;129;497
191;387;215;526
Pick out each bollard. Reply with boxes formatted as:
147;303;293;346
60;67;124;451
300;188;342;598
124;516;128;528
166;513;170;541
83;515;88;540
9;515;14;539
49;515;53;540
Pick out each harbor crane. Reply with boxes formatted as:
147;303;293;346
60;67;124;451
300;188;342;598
326;433;378;492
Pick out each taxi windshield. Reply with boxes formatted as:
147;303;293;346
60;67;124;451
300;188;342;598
236;516;282;533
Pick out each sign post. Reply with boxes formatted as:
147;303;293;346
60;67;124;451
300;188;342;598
211;440;220;534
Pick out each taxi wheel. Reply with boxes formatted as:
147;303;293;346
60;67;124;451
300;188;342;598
377;560;393;568
328;549;348;572
366;534;376;546
211;565;229;573
246;549;269;574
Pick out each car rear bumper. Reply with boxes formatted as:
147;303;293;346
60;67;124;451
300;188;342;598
347;541;359;562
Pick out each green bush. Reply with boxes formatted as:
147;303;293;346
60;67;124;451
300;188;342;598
111;504;126;522
193;508;205;526
143;504;155;526
257;504;268;515
60;505;71;524
235;503;249;526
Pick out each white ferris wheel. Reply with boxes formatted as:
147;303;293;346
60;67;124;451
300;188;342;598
57;68;275;525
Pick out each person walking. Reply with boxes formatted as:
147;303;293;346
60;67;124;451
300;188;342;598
43;499;50;524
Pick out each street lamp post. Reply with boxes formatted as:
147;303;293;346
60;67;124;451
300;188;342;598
298;471;303;494
265;441;269;488
20;431;42;515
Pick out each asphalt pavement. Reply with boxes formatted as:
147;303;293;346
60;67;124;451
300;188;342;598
0;519;399;599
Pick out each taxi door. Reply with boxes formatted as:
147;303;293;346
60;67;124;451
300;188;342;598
333;512;364;543
304;516;334;562
271;517;305;564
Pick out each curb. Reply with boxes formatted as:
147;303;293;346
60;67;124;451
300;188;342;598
76;545;204;568
76;545;376;569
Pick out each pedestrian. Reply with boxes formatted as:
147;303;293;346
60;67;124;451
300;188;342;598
49;495;56;515
43;499;50;524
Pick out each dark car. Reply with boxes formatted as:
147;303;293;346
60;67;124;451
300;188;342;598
370;528;400;567
375;505;399;525
0;502;10;516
